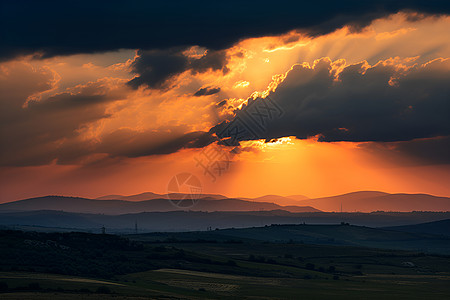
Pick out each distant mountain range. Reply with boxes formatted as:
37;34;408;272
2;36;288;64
96;191;450;212
96;192;229;201
0;195;320;215
250;195;310;206
295;191;450;212
0;191;448;216
1;191;449;254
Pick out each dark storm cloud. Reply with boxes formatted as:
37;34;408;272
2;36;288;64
189;51;230;75
93;129;215;158
215;58;450;144
1;0;450;61
56;128;215;164
127;49;228;89
127;49;188;89
26;126;215;166
360;135;450;165
194;87;221;97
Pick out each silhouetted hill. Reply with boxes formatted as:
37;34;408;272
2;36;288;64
252;195;309;206
299;192;450;212
0;196;320;214
286;194;310;201
0;210;100;228
95;194;127;200
384;219;450;237
166;193;229;200
96;192;228;201
193;199;319;212
0;196;129;214
92;191;450;212
1;210;450;233
1;211;450;253
130;223;450;254
98;192;309;204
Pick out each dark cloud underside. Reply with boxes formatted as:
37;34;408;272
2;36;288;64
212;58;450;164
215;58;450;143
194;87;221;97
360;135;450;165
127;49;228;89
1;0;450;61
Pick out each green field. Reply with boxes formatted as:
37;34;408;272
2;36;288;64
0;227;449;299
1;267;449;299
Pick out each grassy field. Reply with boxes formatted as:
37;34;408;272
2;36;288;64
1;268;449;299
0;227;449;299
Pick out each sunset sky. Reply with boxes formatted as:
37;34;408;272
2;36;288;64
1;1;449;202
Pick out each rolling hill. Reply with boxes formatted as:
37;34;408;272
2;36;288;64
96;192;228;201
286;194;310;201
384;219;450;237
130;223;450;254
297;191;450;212
1;211;450;253
97;192;306;204
92;191;450;212
252;195;310;206
2;191;449;219
0;196;320;215
1;209;450;233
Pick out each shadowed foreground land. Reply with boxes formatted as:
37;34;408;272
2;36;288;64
0;225;450;299
2;210;450;233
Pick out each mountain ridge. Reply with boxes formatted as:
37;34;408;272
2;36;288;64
0;195;320;215
297;191;450;212
2;191;449;214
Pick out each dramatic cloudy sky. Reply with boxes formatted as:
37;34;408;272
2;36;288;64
0;0;449;202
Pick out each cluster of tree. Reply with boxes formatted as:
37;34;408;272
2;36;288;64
0;230;232;278
0;230;246;279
